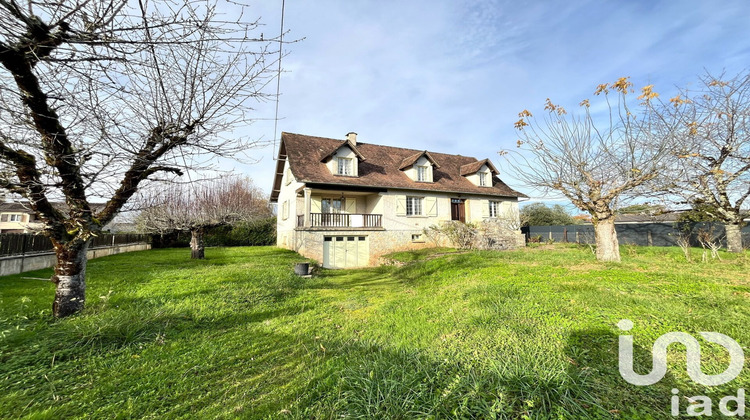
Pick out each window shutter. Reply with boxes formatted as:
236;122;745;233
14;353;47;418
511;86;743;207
481;200;490;218
345;198;356;213
311;197;321;213
1;214;7;222
22;214;28;223
425;197;438;217
395;196;407;216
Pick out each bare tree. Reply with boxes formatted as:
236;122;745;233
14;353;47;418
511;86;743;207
498;206;526;231
653;71;750;252
0;0;279;317
137;176;270;259
506;78;674;262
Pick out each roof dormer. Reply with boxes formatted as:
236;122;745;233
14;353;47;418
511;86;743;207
399;151;440;183
460;158;499;187
320;133;366;177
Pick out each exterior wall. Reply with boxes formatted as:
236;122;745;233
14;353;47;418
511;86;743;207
290;229;438;267
0;212;42;233
276;160;304;249
282;188;523;266
464;195;518;222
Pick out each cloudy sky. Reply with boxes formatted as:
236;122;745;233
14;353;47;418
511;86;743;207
229;0;750;205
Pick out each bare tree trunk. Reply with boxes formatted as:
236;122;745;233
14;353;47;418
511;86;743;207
190;228;205;259
51;241;89;318
593;218;621;262
725;223;744;253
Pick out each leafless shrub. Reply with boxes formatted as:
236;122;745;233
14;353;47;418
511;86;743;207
674;233;693;262
424;221;478;250
696;227;723;262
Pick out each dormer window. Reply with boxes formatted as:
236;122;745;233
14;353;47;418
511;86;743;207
417;165;428;182
479;172;488;187
460;159;499;187
337;157;353;176
400;151;439;183
321;137;365;177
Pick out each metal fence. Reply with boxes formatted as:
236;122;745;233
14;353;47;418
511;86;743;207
524;223;750;248
0;233;149;257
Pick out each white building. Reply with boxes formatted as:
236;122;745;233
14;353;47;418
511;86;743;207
270;132;527;268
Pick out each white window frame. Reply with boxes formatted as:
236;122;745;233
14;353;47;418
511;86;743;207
488;201;500;218
9;214;22;222
337;157;353;176
406;196;423;216
417;165;428;182
479;172;488;187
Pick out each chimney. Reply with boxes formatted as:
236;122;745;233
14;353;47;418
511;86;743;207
346;132;357;145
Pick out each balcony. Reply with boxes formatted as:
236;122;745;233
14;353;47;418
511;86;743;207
297;213;382;229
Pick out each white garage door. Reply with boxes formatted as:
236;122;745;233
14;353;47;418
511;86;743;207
323;236;368;268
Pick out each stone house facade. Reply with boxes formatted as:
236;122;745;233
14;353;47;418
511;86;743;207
270;132;527;268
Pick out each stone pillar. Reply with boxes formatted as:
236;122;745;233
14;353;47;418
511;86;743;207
303;187;312;227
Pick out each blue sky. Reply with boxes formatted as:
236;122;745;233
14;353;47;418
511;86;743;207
230;0;750;208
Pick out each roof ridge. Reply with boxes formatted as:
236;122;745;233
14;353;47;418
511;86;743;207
283;132;479;162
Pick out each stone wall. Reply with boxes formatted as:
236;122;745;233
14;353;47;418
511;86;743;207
291;228;441;266
476;220;526;250
290;222;524;267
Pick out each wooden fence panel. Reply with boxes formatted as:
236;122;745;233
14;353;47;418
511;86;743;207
0;233;149;257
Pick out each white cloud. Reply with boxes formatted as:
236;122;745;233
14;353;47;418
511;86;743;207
216;0;750;201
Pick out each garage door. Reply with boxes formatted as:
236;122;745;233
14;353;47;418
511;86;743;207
323;236;368;268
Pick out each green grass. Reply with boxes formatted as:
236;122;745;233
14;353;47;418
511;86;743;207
1;245;749;419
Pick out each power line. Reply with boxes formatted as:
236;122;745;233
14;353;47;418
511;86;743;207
272;0;285;160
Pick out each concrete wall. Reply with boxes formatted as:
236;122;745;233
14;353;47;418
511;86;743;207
284;190;523;266
0;243;151;277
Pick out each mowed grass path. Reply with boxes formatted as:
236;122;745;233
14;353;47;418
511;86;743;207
1;245;749;419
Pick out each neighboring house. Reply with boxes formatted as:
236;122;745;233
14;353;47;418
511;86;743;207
270;132;528;268
0;201;116;234
0;202;43;233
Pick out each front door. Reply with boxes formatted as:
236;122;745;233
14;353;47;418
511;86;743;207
451;198;465;223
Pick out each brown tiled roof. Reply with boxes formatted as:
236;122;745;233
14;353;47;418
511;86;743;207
398;150;441;170
460;158;498;176
320;139;366;162
0;201;106;214
0;202;33;212
272;132;526;201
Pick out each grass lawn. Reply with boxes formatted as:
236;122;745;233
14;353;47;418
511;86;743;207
1;244;749;419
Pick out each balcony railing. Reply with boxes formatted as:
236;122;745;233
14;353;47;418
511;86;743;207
298;213;382;228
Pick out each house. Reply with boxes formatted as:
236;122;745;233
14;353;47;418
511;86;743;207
0;202;43;233
270;132;528;268
0;201;118;234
